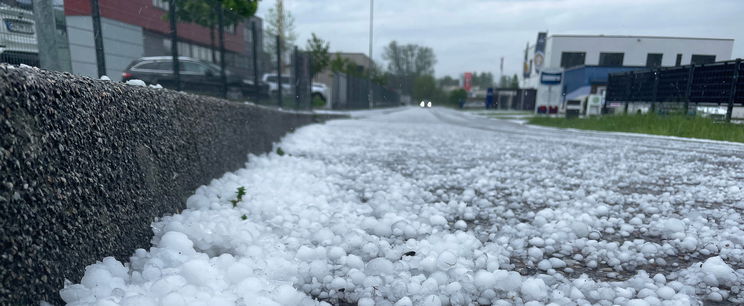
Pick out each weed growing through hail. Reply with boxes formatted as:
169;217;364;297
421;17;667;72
230;186;246;208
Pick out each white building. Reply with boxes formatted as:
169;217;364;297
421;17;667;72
523;34;735;111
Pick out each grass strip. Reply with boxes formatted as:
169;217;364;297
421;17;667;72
528;114;744;143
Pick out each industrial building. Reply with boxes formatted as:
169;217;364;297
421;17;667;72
522;33;735;112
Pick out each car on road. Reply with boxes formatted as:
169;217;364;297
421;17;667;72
0;4;39;66
419;100;432;108
122;56;268;100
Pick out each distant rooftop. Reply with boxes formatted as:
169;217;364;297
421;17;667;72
549;34;734;41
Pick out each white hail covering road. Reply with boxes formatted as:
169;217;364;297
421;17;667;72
62;108;744;306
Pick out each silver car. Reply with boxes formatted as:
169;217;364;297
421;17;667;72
0;4;38;65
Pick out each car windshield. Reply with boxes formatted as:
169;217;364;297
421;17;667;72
4;1;744;305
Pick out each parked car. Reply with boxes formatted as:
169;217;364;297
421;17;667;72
262;73;291;98
312;82;328;102
0;4;39;66
122;56;268;100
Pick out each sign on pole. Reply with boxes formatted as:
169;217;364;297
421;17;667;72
540;71;562;85
463;72;473;92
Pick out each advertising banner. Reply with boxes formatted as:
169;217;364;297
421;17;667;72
534;32;547;73
463;72;473;91
523;42;531;78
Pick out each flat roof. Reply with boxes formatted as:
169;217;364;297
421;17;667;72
550;34;734;41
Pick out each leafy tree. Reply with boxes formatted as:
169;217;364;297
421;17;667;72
265;0;297;71
306;33;330;79
438;75;459;87
167;0;258;62
413;75;439;102
329;53;362;76
382;41;437;96
471;72;494;89
510;73;520;89
448;88;468;106
329;53;350;74
498;74;520;89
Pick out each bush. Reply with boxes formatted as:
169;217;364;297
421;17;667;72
448;89;468;106
311;95;326;108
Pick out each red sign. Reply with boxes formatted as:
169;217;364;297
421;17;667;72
463;72;473;91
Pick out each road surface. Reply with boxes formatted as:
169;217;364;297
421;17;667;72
63;107;744;306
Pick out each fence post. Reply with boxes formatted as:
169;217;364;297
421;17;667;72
33;0;60;71
217;1;227;99
684;65;695;115
90;0;106;77
650;70;659;114
293;46;299;109
168;0;180;91
624;72;632;114
251;21;260;103
276;35;282;108
726;59;741;122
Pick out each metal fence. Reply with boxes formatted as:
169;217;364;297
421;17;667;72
331;72;400;109
0;0;316;107
607;59;743;121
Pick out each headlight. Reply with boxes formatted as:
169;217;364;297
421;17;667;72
419;101;425;108
427;101;432;108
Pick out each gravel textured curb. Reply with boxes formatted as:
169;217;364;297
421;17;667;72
0;65;344;305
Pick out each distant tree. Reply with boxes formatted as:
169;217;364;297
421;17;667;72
438;75;459;87
382;41;437;96
329;53;348;73
306;33;330;79
413;75;439;102
498;74;520;89
265;0;297;71
448;88;468;106
470;72;494;89
367;61;387;85
167;0;258;63
510;74;520;89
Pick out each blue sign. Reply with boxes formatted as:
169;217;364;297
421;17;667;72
540;72;562;85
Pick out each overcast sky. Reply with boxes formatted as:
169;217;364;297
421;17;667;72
256;0;743;79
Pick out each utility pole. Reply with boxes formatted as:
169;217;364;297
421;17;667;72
90;0;106;77
168;0;180;91
368;0;374;109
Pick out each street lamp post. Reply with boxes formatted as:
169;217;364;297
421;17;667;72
368;0;374;109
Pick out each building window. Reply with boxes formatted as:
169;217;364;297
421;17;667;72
153;0;169;10
675;54;682;66
560;52;585;68
691;54;716;65
599;52;624;66
646;53;663;68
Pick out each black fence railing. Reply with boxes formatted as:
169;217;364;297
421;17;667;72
607;59;743;121
0;0;313;107
331;73;400;109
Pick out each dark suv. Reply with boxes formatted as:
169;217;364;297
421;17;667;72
122;56;268;100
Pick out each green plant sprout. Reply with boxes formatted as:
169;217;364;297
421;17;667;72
230;186;247;208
